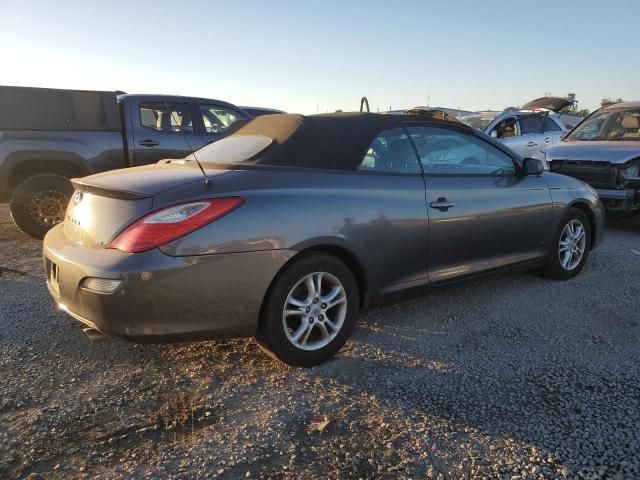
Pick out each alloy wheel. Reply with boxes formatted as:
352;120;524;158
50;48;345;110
282;272;347;351
558;219;586;271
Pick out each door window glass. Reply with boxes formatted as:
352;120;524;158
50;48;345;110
358;128;421;173
492;117;517;138
139;102;193;132
519;116;542;135
200;105;243;133
407;126;517;175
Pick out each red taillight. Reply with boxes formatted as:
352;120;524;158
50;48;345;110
108;197;244;253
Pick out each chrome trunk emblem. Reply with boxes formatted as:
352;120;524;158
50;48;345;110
72;191;83;205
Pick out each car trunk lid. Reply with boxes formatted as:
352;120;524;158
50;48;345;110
63;161;230;248
71;161;221;197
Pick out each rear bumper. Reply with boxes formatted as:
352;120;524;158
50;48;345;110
43;224;294;340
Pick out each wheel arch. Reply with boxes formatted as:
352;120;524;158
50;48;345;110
257;242;370;333
6;153;90;193
296;244;369;305
567;200;597;247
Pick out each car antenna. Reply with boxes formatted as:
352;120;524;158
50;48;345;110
163;100;210;185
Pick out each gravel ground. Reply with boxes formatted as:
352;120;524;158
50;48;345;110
1;203;639;479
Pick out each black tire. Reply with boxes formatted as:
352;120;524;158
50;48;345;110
544;207;592;280
257;253;359;367
9;174;73;239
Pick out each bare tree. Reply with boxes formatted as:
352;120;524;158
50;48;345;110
565;93;578;113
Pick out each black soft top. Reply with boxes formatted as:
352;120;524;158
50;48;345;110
221;112;421;170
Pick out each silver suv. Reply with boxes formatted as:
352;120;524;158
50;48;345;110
460;97;584;158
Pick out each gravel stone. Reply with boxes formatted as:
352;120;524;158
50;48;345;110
1;204;639;479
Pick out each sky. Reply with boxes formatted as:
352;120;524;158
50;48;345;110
1;0;638;114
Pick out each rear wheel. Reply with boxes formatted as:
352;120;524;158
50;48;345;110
9;174;73;239
257;253;359;367
544;208;591;280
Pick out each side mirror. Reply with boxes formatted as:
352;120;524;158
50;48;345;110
490;130;498;138
523;157;544;176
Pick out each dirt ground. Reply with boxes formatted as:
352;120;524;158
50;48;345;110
1;203;639;479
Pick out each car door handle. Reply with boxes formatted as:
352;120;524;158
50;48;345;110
429;198;456;211
526;141;538;147
544;137;552;143
138;139;159;147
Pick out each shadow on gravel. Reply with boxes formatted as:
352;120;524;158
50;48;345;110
605;214;640;233
309;268;640;478
2;202;639;478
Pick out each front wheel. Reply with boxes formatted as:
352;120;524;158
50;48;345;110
257;253;359;367
544;208;592;280
9;174;73;239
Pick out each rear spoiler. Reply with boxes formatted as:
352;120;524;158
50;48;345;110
71;179;153;200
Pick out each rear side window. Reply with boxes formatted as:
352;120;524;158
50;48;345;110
519;116;542;135
542;117;562;132
407;126;517;176
358;128;421;174
139;102;193;133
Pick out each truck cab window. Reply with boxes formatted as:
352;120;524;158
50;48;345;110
139;102;193;133
200;105;243;134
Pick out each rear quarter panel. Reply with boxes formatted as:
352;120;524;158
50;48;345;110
156;168;429;293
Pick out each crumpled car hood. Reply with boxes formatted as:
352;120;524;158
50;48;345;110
545;141;640;164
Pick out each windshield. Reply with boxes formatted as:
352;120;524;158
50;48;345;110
567;108;640;141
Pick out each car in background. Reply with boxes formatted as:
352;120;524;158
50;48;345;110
459;98;585;158
43;112;603;367
520;97;584;130
459;111;500;131
540;101;640;214
0;86;249;238
240;106;286;117
481;110;567;158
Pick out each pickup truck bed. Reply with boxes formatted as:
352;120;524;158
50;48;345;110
0;86;249;238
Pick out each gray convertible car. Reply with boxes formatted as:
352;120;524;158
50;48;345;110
43;113;604;366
